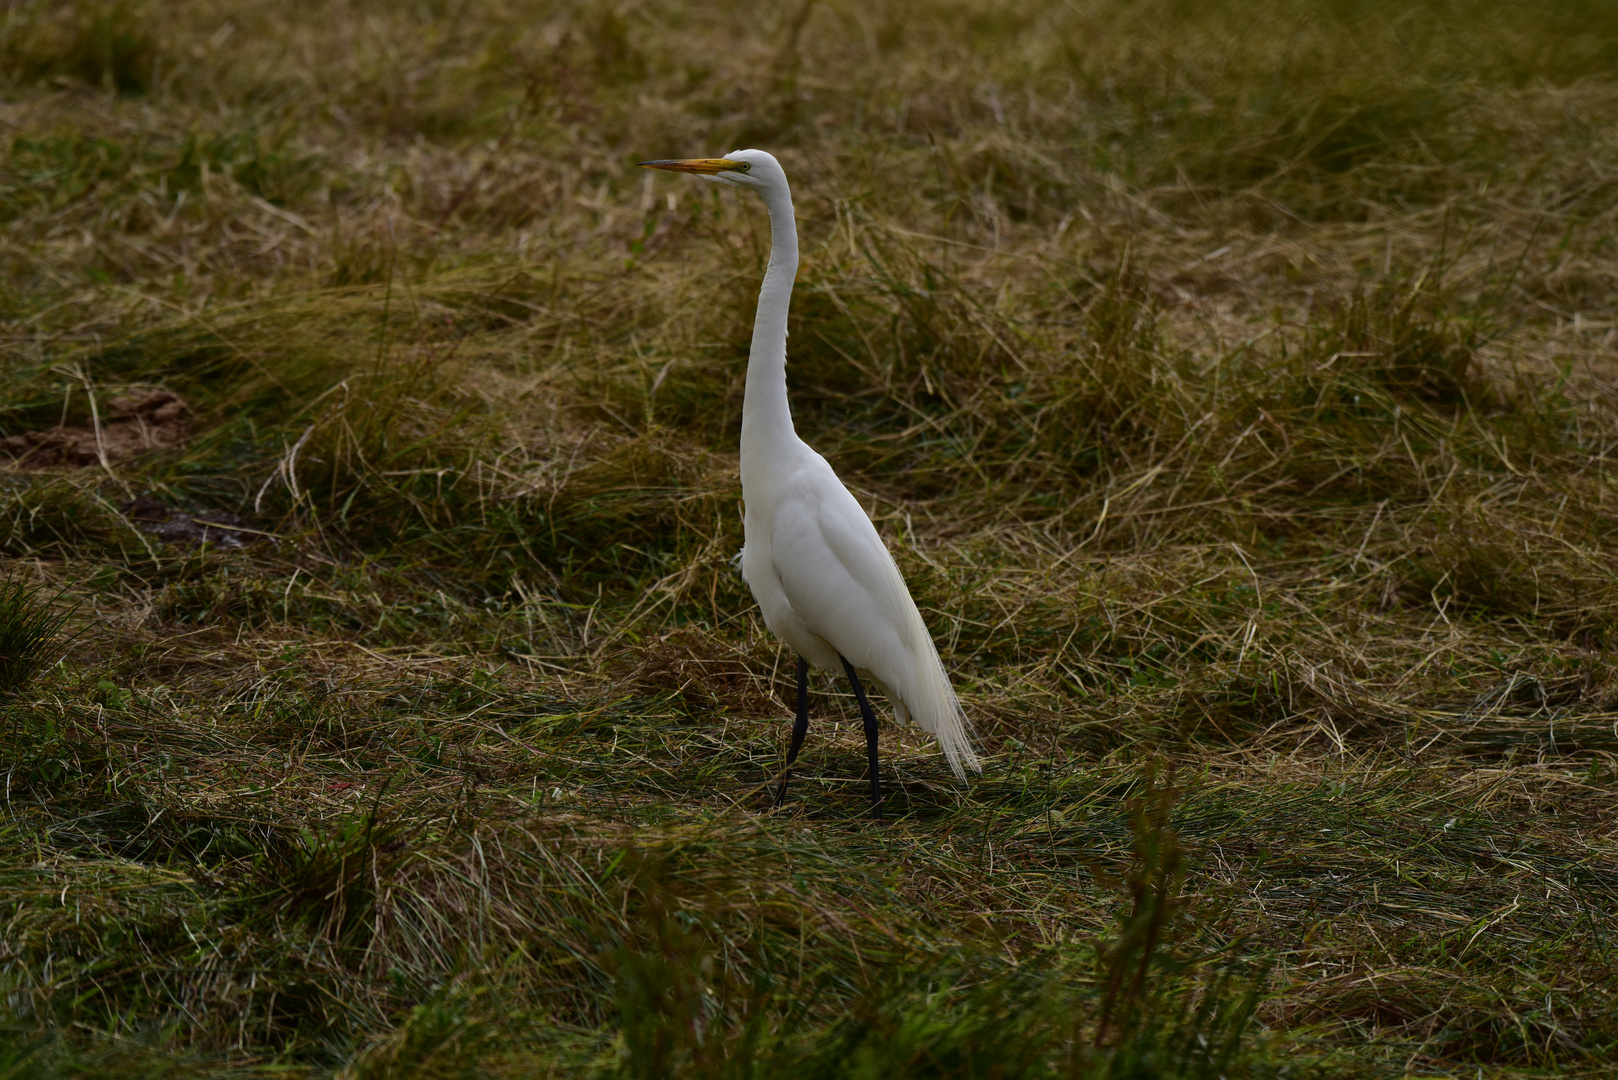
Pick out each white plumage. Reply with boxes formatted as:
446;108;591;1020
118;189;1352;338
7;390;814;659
640;149;981;813
743;460;980;780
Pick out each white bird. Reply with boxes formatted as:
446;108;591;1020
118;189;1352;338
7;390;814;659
639;150;981;819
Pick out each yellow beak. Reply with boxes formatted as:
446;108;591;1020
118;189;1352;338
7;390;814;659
638;157;746;175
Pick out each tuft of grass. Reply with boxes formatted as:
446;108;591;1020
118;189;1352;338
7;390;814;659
1304;271;1483;407
0;1;157;95
0;574;73;693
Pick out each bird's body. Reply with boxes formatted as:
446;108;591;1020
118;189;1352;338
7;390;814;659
739;442;978;777
641;150;980;812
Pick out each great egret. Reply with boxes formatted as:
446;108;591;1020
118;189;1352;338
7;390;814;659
639;150;981;819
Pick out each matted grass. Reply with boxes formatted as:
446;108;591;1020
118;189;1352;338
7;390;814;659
2;0;1617;1075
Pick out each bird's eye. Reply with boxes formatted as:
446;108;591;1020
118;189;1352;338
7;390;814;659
738;162;750;171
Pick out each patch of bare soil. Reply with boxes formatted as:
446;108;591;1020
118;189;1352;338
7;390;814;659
123;496;266;549
0;389;187;467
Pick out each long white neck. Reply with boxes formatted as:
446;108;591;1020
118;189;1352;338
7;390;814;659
740;182;800;476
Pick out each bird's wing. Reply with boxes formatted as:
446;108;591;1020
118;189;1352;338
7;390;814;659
767;454;982;779
768;459;918;671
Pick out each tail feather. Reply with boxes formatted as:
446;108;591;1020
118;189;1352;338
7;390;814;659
895;628;981;781
856;525;982;779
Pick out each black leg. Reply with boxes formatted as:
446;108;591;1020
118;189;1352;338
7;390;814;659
774;655;811;808
839;655;884;821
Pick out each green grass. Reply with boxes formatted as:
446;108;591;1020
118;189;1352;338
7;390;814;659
2;0;1618;1075
0;573;73;691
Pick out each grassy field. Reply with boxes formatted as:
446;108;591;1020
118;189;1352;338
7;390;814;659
2;0;1618;1075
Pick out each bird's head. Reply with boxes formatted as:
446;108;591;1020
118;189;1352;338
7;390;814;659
638;148;784;193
